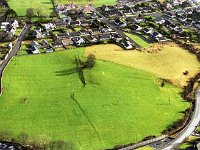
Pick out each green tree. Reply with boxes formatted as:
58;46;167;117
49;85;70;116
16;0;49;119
85;54;96;68
26;8;35;20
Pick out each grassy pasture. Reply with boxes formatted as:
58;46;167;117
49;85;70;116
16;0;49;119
84;44;200;87
54;0;117;6
7;0;53;16
0;48;189;149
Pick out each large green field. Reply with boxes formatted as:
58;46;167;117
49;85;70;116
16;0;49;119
7;0;53;16
0;48;189;149
54;0;117;6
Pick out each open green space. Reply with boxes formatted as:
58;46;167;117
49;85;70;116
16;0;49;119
0;48;189;149
54;0;117;7
7;0;53;16
125;33;150;48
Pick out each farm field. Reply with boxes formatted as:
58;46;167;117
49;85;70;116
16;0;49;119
125;33;150;48
7;0;53;16
84;44;200;87
0;48;189;149
54;0;117;6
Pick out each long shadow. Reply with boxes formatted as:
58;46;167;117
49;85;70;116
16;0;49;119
55;68;78;76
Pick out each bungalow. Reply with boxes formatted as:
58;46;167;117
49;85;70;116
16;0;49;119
84;36;98;43
82;4;95;14
143;28;153;35
79;29;90;36
69;31;81;37
89;28;102;35
130;24;142;31
52;39;63;48
44;23;56;31
121;40;133;49
62;38;73;46
114;3;125;10
101;26;113;33
111;33;123;42
196;6;200;13
66;3;78;11
114;18;127;27
11;20;19;29
123;9;135;17
32;28;44;38
178;16;187;22
81;20;92;27
30;40;41;48
101;5;111;12
151;31;166;42
30;45;40;54
155;17;165;25
185;8;193;14
176;9;185;16
134;16;145;23
70;21;81;27
99;33;111;41
166;11;176;18
1;22;9;30
46;47;54;53
71;36;85;46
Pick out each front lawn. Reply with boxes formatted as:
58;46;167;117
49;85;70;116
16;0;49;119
125;33;150;48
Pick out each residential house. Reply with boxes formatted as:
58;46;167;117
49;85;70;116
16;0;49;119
62;38;73;46
32;28;44;38
130;24;142;31
111;33;123;42
101;26;113;33
69;31;80;37
44;23;56;31
155;17;165;25
70;20;81;27
89;28;102;35
151;31;166;42
82;4;95;14
134;16;145;23
84;36;98;43
79;29;90;36
71;36;85;46
30;41;41;54
99;33;111;41
114;18;127;27
0;22;9;30
121;40;133;49
143;28;153;35
123;9;135;17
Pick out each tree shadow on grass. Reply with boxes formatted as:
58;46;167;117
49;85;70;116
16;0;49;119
41;2;52;4
55;68;78;76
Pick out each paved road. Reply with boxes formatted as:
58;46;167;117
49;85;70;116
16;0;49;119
0;24;31;93
163;89;200;150
94;8;141;48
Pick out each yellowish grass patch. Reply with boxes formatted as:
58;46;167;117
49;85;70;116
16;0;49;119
84;44;200;87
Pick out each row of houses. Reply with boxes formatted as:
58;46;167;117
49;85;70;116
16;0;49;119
0;20;19;36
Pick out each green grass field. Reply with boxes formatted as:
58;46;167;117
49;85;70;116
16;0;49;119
7;0;53;16
125;33;150;48
54;0;117;6
0;48;189;149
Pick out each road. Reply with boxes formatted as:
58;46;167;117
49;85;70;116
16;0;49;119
94;8;141;48
163;89;200;150
0;24;31;93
